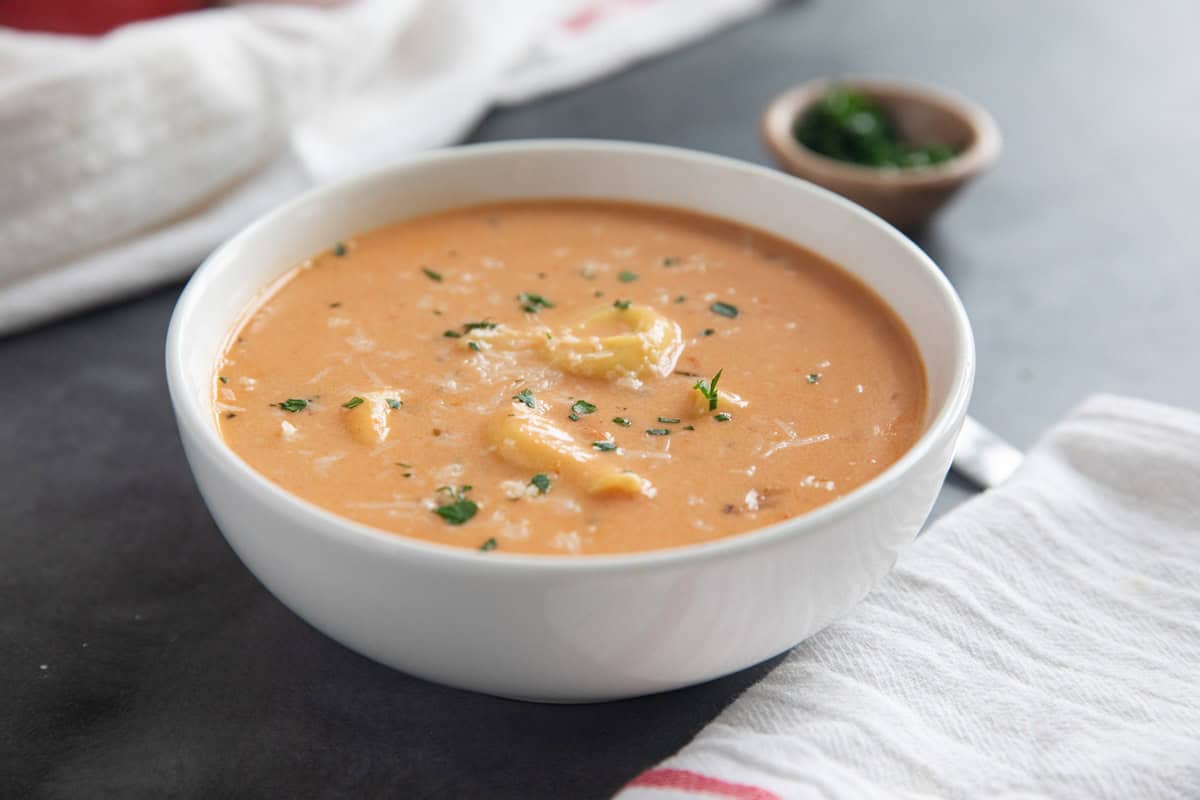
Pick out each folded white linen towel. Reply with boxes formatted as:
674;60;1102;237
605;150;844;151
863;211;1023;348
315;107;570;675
0;0;769;336
617;394;1200;799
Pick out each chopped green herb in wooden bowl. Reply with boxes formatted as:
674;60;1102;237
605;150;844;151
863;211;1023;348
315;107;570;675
761;78;1000;230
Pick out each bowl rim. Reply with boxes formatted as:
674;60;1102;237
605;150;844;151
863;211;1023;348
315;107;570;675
761;76;1002;190
166;138;975;574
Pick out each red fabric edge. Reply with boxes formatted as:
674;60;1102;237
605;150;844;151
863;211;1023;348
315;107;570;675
625;767;781;800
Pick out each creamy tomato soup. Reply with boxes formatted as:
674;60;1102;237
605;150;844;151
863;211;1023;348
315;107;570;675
216;200;925;555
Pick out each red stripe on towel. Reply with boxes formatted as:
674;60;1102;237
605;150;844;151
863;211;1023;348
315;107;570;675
626;768;780;800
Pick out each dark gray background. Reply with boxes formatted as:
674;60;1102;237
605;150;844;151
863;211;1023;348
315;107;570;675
3;1;1197;797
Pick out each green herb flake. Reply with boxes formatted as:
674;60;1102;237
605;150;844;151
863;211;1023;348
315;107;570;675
513;388;536;409
332;242;347;257
386;398;403;409
710;301;739;319
275;398;308;413
794;85;958;169
568;413;580;421
657;417;681;424
592;441;618;452
646;428;671;436
807;373;822;384
714;412;732;422
342;396;364;409
530;474;552;494
613;299;632;310
694;368;724;411
662;257;680;266
396;462;412;468
468;341;482;352
682;424;696;431
702;328;716;337
618;270;638;283
479;537;498;551
443;330;463;338
218;376;228;384
421;266;443;282
434;485;478;526
519;292;555;313
612;416;632;427
463;321;498;331
571;399;598;416
675;295;686;303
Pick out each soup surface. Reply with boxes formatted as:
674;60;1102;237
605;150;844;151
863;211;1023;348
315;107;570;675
216;200;925;555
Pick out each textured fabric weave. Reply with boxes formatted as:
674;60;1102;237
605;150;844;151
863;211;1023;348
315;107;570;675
0;0;769;335
618;395;1200;799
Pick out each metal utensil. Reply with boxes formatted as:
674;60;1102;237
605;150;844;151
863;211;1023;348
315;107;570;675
952;416;1024;490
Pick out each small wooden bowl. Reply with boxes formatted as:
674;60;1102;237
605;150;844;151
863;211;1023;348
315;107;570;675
761;78;1001;231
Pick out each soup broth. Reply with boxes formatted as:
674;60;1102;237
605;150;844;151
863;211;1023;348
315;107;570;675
215;200;925;555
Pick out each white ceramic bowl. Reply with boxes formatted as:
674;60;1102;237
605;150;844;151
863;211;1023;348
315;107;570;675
166;140;973;702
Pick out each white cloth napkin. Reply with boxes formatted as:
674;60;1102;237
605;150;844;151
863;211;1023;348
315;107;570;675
0;0;769;336
617;394;1200;800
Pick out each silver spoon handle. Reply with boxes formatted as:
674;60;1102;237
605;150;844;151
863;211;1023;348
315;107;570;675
952;415;1024;490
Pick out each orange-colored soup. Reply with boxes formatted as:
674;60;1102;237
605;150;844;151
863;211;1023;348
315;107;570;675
216;200;925;555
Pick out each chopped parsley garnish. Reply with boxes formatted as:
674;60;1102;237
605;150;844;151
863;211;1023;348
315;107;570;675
592;441;618;452
530;474;551;494
571;399;598;416
702;328;716;337
663;257;680;266
332;242;347;257
396;462;412;468
714;412;732;422
613;299;632;310
807;373;822;384
710;301;739;318
657;417;681;424
513;388;536;409
342;396;364;409
463;321;498;331
618;270;638;283
675;295;686;303
386;398;403;409
612;416;632;427
275;398;308;413
682;424;696;431
434;485;478;526
468;341;482;352
421;266;443;282
443;330;462;338
568;413;580;421
694;368;723;411
479;537;498;551
646;428;671;436
519;292;555;313
218;376;228;384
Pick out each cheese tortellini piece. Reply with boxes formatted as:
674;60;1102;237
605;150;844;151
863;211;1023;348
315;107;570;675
461;303;684;380
543;304;683;379
489;406;655;498
686;385;749;418
342;390;405;445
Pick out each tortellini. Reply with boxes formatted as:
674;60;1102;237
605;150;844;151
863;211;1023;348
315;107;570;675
342;390;405;445
489;406;655;498
461;302;684;380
